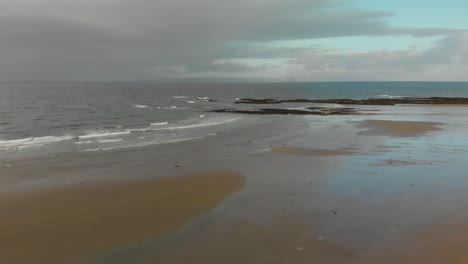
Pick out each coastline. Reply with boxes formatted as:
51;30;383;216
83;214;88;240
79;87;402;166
1;99;468;263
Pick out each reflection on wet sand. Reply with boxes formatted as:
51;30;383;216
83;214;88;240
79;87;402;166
360;223;468;264
357;120;443;137
272;146;355;156
370;159;428;167
147;216;356;264
0;170;245;264
411;104;468;107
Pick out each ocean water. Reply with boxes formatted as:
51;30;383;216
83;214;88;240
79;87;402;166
1;82;468;159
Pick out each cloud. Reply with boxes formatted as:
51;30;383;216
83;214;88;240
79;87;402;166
240;32;468;81
0;0;466;81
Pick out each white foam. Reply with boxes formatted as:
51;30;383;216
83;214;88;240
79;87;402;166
285;106;312;111
374;95;415;99
0;135;73;148
79;131;130;139
321;104;344;108
75;141;93;145
83;148;102;152
150;116;243;131
125;128;147;132
98;136;205;151
97;138;123;143
161;106;188;110
133;104;150;108
186;101;196;104
173;96;188;99
125;116;243;133
150;122;168;126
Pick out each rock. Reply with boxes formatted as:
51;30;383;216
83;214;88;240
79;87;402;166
236;97;468;106
210;107;365;116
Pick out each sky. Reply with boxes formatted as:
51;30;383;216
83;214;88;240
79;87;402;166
1;0;468;82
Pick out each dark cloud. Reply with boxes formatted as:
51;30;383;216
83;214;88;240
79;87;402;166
0;0;466;81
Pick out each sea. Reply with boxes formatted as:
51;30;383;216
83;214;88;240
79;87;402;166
1;81;468;160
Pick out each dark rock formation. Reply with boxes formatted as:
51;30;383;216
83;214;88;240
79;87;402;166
210;107;365;115
236;97;468;105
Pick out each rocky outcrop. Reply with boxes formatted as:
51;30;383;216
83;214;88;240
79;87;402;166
235;97;468;105
210;107;366;115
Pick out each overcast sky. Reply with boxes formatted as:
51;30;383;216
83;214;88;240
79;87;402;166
1;0;468;81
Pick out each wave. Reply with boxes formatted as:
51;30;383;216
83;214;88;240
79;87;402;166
0;135;73;148
195;96;210;101
186;101;196;104
321;104;344;108
79;131;131;139
161;106;188;110
92;136;207;152
150;122;168;126
83;148;102;152
173;96;188;99
125;116;243;133
97;138;124;143
133;104;151;108
374;95;416;99
151;116;243;131
75;140;93;145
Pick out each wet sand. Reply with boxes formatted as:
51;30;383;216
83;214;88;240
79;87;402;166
357;120;443;137
412;104;468;107
1;105;468;263
370;159;428;167
0;170;245;264
148;216;356;264
360;222;468;263
272;146;354;156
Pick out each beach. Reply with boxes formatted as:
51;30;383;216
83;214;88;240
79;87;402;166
1;83;468;263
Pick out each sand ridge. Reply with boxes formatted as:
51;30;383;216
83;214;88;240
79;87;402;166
357;120;443;137
271;146;355;156
0;170;245;264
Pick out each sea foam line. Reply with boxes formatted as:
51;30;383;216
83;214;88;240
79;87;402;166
79;131;131;139
0;135;74;148
133;104;151;108
150;122;168;126
131;116;244;132
97;138;124;143
94;135;207;152
374;95;416;99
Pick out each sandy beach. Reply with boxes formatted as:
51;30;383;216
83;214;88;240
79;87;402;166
1;101;468;263
356;120;443;137
0;171;244;264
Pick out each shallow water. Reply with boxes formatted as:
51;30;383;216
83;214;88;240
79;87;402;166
1;82;468;160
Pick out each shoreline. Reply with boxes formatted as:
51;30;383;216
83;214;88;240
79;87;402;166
1;102;468;263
